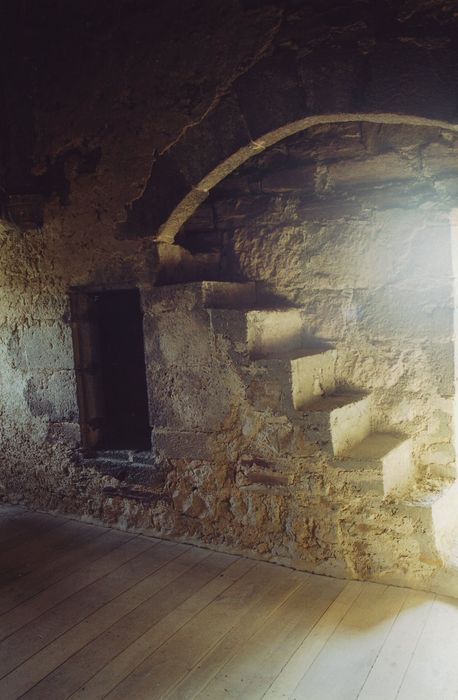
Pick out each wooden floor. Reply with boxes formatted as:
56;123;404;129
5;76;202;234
1;506;458;700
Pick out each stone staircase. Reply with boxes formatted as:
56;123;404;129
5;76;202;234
205;281;416;490
198;280;458;593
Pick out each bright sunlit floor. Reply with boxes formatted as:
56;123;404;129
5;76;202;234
1;503;458;700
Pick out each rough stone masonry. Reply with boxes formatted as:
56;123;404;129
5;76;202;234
2;1;458;596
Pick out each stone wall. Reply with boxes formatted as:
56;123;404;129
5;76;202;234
191;121;456;478
1;118;458;594
144;122;458;592
2;0;458;596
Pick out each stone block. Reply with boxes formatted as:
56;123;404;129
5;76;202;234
296;197;363;221
12;322;75;371
143;283;206;314
261;165;316;194
350;182;436;211
299;220;381;290
340;469;385;498
229;225;310;287
381;437;414;496
213;193;293;229
420;443;455;477
288;122;366;162
240;413;317;459
152;430;213;460
245;372;284;412
153;240;221;284
328;153;418;190
25;370;78;422
102;485;168;506
296;291;353;339
145;307;243;431
427;408;453;443
240;471;289;489
250;372;284;411
404;222;451;284
87;457;166;487
361;123;439;155
143;281;256;313
422;142;458;177
47;421;81;446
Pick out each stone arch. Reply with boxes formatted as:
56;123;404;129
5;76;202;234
120;42;458;243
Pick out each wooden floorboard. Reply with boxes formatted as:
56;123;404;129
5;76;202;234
71;554;252;700
0;528;133;620
191;575;345;700
0;512;65;564
20;547;209;699
0;509;55;548
0;537;157;685
0;518;106;589
2;504;458;699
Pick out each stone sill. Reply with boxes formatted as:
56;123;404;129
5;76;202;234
81;449;165;487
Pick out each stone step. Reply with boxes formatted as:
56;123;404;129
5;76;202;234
244;346;336;416
208;307;310;359
333;474;458;592
396;478;458;569
300;392;371;457
335;432;414;496
344;477;456;584
337;504;443;592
